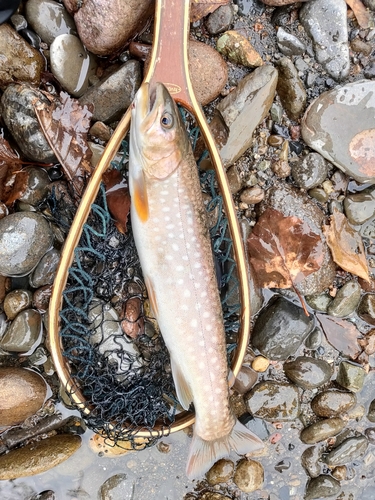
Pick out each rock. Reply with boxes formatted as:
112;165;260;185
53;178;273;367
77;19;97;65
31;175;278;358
276;57;306;121
251;296;314;360
25;0;76;45
120;297;143;339
305;327;323;350
351;39;373;57
325;436;369;467
198;493;232;500
0;309;42;353
0;0;21;24
4;289;33;320
271;159;291;178
368;399;375;422
245;381;300;421
233;459;264;493
50;34;97;97
79;60;141;123
344;188;375;225
206;459;235;485
260;184;336;295
336;361;366;393
29;249;60;288
305;293;332;313
327;280;361;317
217;30;263;67
17;167;51;206
227;165;243;194
0;212;53;277
284;357;333;390
0;367;47;426
363;0;375;9
305;475;341;500
263;0;311;4
233;365;258;394
301;446;323;478
299;0;349;81
0;84;57;163
235;0;265;15
240;186;264;204
251;356;269;372
300;418;345;444
277;27;306;56
215;65;278;167
0;434;81;480
206;5;233;35
291;153;328;190
365;428;375;444
311;390;356;418
301;80;375;184
0;24;45;88
358;293;375;325
99;473;135;500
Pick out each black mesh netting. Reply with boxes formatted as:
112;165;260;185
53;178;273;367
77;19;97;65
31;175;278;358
54;111;241;448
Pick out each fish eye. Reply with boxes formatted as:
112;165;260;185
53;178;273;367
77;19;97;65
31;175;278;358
160;112;174;129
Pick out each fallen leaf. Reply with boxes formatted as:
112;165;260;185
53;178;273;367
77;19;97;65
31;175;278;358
35;92;93;198
317;314;362;359
323;209;370;282
346;0;374;29
0;138;29;206
358;329;375;355
190;0;229;22
102;169;130;234
248;207;324;289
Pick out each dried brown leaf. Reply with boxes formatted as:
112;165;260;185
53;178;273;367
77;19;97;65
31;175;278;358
0;138;29;206
358;329;375;355
102;169;130;234
323;209;370;282
317;314;362;359
190;0;229;22
346;0;374;28
35;92;93;198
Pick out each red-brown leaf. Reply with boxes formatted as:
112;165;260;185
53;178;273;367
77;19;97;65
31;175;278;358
34;92;93;198
102;169;130;234
247;208;324;289
317;314;362;359
190;0;229;22
0;138;29;205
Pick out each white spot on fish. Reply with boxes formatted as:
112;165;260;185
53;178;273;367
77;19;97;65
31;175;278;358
199;340;205;347
162;206;170;212
191;319;197;327
166;224;174;229
199;361;205;369
184;289;191;298
177;278;184;285
201;291;207;298
182;256;189;261
206;324;212;332
176;265;184;271
165;254;173;261
165;216;171;222
161;191;169;196
203;311;210;318
194;262;201;269
172;243;179;252
181;304;189;311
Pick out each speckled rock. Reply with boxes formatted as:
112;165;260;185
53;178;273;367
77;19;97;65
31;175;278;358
0;434;81;479
305;475;341;500
4;289;33;320
358;293;375;325
0;212;53;277
327;280;361;317
284;357;333;390
25;0;76;45
217;30;263;67
325;436;368;467
336;361;366;393
0;24;45;88
276;57;306;121
344;188;375;225
0;84;56;163
29;249;60;288
302;80;375;184
277;27;306;56
0;309;42;353
99;473;135;500
0;367;47;426
301;446;323;478
291;153;328;190
300;418;345;444
245;381;300;421
206;459;235;485
311;390;356;418
233;459;264;493
206;4;233;35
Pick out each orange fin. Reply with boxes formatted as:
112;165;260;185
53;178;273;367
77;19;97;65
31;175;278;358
133;171;149;222
145;275;158;317
171;358;193;410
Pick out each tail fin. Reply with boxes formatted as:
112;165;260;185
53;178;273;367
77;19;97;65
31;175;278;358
186;419;264;479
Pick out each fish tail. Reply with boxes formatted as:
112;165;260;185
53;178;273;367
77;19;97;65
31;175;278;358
186;419;264;479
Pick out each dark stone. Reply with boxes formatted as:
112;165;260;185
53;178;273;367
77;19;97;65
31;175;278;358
284;357;333;390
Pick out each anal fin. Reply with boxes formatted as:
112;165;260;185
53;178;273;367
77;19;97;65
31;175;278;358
171;358;193;410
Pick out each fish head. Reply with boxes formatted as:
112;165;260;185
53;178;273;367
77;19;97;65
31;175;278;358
130;82;190;180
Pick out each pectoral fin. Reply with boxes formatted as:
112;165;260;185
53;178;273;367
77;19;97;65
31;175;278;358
171;358;193;410
144;275;158;317
132;170;149;223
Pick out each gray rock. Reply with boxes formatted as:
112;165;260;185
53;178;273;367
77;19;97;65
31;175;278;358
50;34;97;97
284;357;333;390
336;361;366;393
25;0;76;45
277;27;306;56
206;459;234;485
305;475;341;500
344;188;375;225
368;399;375;422
300;418;345;444
326;436;368;467
365;428;375;444
302;80;375;184
4;289;33;320
0;84;56;163
311;390;356;418
99;473;135;500
206;4;233;35
18;167;51;206
363;0;375;10
291;153;328;190
358;293;375;325
299;0;349;80
305;293;332;313
233;365;258;394
245;381;300;421
79;60;141;123
29;248;60;288
251;296;314;360
276;57;306;121
305;327;323;350
0;212;53;276
0;309;42;354
301;446;323;478
327;280;361;317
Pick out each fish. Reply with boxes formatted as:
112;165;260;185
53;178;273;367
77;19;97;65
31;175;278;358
129;82;264;478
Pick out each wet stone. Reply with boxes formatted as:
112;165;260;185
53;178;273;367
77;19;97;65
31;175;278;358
33;285;52;313
0;212;53;277
0;84;57;163
300;418;345;444
367;399;375;422
233;459;264;493
206;4;233;35
301;80;375;184
0;434;81;480
336;361;366;393
326;435;369;467
305;293;332;313
305;327;323;350
344;188;375;225
206;459;235;485
311;390;356;418
217;30;263;68
358;294;375;325
301;446;323;478
25;0;76;46
291;153;328;190
245;381;300;421
365;427;375;444
327;280;361;317
4;289;33;320
17;167;51;206
276;57;307;121
198;493;232;500
0;309;42;354
0;367;47;426
284;357;333;390
252;296;314;360
277;27;306;56
305;475;341;500
29;248;60;288
240;186;264;205
99;473;135;500
233;365;258;394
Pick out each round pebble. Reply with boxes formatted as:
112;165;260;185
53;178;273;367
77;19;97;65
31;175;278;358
4;289;33;320
300;418;345;444
284;357;333;390
251;356;270;372
206;459;234;485
325;436;368;467
305;475;341;500
311;390;356;418
291;153;328;190
25;0;76;45
233;459;264;493
0;309;42;354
